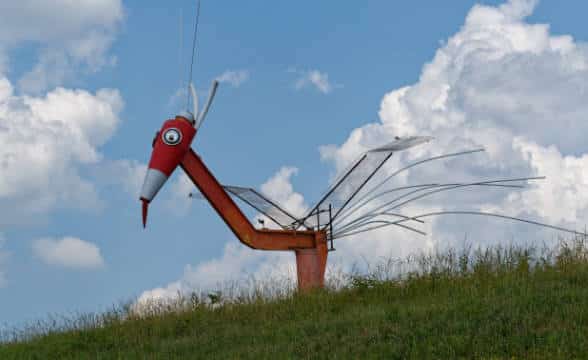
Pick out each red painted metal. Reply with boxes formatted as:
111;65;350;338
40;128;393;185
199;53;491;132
181;149;329;289
141;116;329;290
149;116;197;176
295;232;328;290
180;149;326;252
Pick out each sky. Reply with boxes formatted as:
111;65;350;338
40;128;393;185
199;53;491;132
1;0;588;326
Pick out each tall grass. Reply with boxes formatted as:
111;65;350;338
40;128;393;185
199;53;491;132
2;235;588;358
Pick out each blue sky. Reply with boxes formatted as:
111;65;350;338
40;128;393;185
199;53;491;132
2;0;588;327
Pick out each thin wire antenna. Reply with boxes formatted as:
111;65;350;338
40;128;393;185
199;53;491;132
179;8;184;105
334;220;427;239
413;212;584;235
334;178;538;230
186;0;202;111
382;177;545;216
336;182;522;229
332;183;440;227
333;180;534;235
333;211;585;240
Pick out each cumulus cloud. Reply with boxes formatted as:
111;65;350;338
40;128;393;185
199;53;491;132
32;237;105;269
0;1;127;226
261;166;308;217
0;0;124;93
136;242;293;304
292;68;338;94
216;70;249;88
323;0;588;258
0;77;124;226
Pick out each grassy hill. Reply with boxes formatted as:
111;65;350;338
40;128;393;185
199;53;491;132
3;239;588;359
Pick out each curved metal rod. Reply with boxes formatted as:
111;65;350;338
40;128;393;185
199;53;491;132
336;182;526;231
334;217;424;238
381;177;545;217
341;211;425;230
298;153;367;228
334;212;424;235
412;211;585;235
336;148;485;222
334;179;536;230
333;210;584;240
333;220;427;239
333;183;440;227
335;182;525;229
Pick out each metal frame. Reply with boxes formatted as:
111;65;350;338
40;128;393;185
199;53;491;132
225;187;291;230
297;153;368;230
333;211;586;240
331;151;394;222
333;178;540;233
187;141;577;254
337;148;485;220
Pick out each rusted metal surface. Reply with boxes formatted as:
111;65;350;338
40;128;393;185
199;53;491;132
295;232;328;290
180;149;321;251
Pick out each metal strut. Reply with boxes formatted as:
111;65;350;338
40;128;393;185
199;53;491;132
328;204;335;251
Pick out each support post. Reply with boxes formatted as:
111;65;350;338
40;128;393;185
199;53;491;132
295;232;328;291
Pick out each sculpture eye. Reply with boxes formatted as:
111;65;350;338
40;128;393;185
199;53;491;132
162;128;182;145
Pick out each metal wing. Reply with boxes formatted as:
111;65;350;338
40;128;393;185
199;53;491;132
191;185;304;229
299;136;433;229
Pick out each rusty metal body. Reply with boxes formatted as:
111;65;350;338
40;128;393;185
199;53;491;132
181;148;328;290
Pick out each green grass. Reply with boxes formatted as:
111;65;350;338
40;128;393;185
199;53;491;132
3;238;588;359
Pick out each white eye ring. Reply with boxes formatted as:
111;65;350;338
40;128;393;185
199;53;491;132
162;128;182;145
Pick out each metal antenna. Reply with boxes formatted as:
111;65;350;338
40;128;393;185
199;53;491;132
334;177;543;235
334;179;536;231
179;8;183;101
335;179;522;236
332;211;585;240
186;0;202;112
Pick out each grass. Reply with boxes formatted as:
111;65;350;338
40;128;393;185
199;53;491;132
3;237;588;359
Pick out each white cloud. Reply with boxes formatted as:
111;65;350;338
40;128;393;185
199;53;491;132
136;242;294;304
0;77;124;226
261;166;308;218
216;70;249;88
32;237;104;269
0;0;124;93
0;1;127;226
292;69;338;94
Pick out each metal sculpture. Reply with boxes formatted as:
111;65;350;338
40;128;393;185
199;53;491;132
140;2;584;291
140;84;330;290
139;79;583;291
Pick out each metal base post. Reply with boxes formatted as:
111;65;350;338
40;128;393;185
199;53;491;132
294;234;328;291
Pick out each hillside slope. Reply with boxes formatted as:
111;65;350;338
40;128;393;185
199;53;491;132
3;243;588;359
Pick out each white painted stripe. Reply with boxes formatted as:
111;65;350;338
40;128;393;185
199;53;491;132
140;168;168;202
